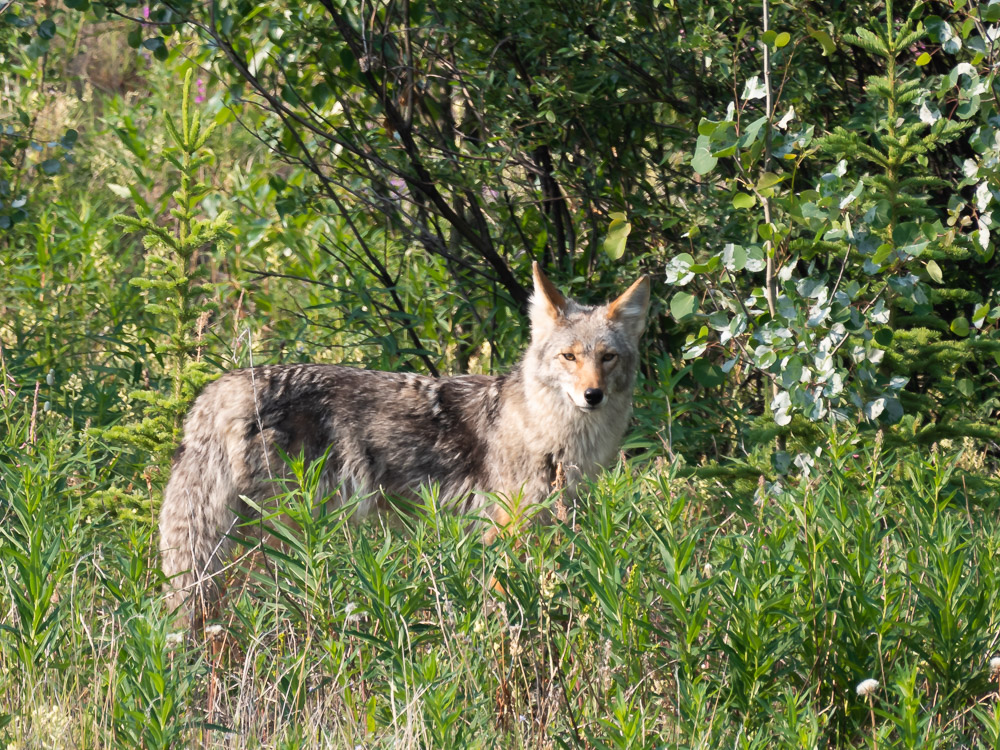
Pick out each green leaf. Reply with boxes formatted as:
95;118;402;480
691;134;717;175
758;172;783;190
893;222;921;247
807;27;836;56
774;31;791;48
732;193;755;209
956;95;980;119
602;212;631;260
311;82;332;108
872;243;893;266
926;16;958;48
689;256;720;273
864;398;886;421
762;30;777;46
692;358;725;387
708;311;729;330
925;259;943;283
950;317;970;337
37;19;56;39
39;159;61;175
871;200;892;229
948;62;979;89
722;243;747;271
874;329;893;346
781;355;803;388
738;116;767;149
915;51;931;66
60;129;78;149
670;291;698;321
143;36;169;61
697;118;720;136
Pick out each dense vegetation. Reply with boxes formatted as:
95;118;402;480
1;0;999;745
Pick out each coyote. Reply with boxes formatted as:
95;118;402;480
160;263;650;620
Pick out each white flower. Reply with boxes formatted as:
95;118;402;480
539;569;557;601
166;632;184;649
66;373;83;397
989;656;1000;678
856;678;879;697
204;624;223;639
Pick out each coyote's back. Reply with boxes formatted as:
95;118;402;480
160;263;650;622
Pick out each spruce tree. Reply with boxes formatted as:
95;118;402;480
96;70;232;518
822;1;1000;445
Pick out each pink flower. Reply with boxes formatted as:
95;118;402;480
142;5;149;19
195;78;206;104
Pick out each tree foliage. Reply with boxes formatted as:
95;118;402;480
4;0;1000;454
94;70;231;516
41;0;992;455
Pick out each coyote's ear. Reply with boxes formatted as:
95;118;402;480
530;261;567;336
607;275;651;339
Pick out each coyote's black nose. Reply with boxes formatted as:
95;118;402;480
584;388;604;406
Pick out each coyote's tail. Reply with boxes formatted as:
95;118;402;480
159;422;240;625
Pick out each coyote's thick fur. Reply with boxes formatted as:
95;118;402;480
160;263;650;620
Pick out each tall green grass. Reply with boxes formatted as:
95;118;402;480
2;391;999;747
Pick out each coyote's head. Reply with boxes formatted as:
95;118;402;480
526;262;650;412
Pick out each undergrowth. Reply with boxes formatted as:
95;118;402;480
2;385;999;747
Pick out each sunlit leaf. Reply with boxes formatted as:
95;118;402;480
670;291;698;321
602;212;631;260
925;259;943;283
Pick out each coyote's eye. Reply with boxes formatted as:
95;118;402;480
561;352;576;361
602;352;617;362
